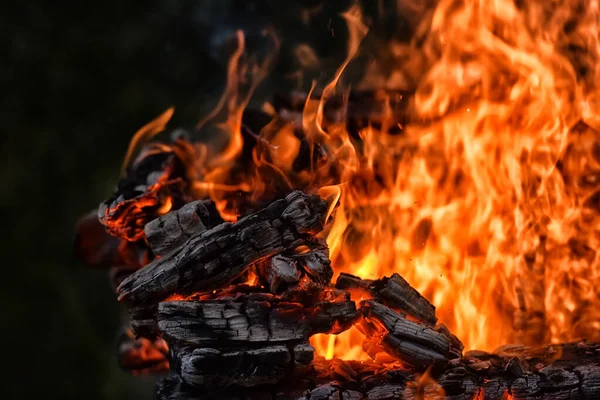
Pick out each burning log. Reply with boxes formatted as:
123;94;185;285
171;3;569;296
144;199;223;256
336;273;437;326
257;239;332;293
116;329;169;374
155;342;600;400
152;293;358;348
116;190;328;306
173;343;314;387
98;135;196;243
358;300;461;370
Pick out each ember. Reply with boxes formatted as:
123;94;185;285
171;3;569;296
75;0;600;399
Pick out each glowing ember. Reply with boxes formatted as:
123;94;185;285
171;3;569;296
110;0;600;362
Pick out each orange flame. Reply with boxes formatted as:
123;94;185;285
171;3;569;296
121;107;174;175
311;0;600;358
120;0;600;362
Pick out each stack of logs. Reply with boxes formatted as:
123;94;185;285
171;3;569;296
104;189;600;399
113;189;468;399
74;92;600;399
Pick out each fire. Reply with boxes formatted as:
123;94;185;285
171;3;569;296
114;0;600;361
311;0;600;358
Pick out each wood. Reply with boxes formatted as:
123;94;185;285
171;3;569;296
117;191;328;306
154;292;358;347
358;300;461;370
174;343;314;387
336;273;437;326
155;342;600;399
129;304;160;338
257;239;333;294
98;133;200;242
145;199;223;256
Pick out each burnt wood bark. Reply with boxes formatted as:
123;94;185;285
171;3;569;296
154;292;358;348
145;199;223;256
155;342;600;399
358;300;461;370
98;136;195;242
336;273;437;326
173;343;314;387
117;191;328;306
257;239;333;294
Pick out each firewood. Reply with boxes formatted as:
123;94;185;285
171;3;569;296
336;273;437;326
117;191;328;306
155;375;309;400
265;254;301;293
258;239;333;294
98;131;200;241
154;292;358;348
129;304;160;338
174;343;314;387
155;342;600;399
128;283;325;339
144;199;223;256
358;300;459;370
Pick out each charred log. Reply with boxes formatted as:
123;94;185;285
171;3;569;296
336;273;437;326
144;199;223;257
257;239;333;294
99;135;197;242
173;343;314;387
153;292;358;348
155;342;600;400
117;191;328;306
358;300;462;370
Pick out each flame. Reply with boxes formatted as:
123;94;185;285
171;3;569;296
405;368;446;399
312;0;600;358
115;0;600;362
121;107;174;175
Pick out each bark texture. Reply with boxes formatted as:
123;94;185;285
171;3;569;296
117;191;328;305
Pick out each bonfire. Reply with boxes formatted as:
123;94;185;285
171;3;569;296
76;1;600;399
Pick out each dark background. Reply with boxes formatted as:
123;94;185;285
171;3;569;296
2;1;363;398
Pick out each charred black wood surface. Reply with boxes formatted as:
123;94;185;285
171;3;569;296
145;199;223;257
98;136;196;242
256;239;333;294
173;343;314;388
155;342;600;399
336;272;437;326
117;191;328;306
154;292;358;348
358;300;462;370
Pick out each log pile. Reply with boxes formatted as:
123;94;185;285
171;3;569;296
74;93;600;399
